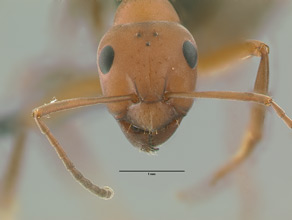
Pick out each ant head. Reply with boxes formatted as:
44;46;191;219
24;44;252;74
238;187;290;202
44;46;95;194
97;1;198;153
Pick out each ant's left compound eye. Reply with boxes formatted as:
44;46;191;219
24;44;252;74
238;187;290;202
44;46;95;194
182;41;198;69
99;45;115;74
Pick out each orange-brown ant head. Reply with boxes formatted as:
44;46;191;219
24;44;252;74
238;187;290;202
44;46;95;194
97;0;197;153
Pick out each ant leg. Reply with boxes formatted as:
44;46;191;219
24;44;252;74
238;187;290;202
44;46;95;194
0;129;26;218
197;40;269;76
32;94;135;199
210;43;270;184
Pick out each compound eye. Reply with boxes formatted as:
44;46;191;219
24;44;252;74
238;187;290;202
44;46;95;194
182;41;198;69
99;45;114;74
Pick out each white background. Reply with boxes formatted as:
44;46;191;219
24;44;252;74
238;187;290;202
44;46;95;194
1;1;292;220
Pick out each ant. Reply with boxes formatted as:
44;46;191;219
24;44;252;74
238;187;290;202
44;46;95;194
32;0;292;200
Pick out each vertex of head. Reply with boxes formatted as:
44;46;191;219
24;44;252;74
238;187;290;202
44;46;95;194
114;0;180;25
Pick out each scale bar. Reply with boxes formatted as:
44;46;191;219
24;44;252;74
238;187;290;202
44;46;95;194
119;170;185;173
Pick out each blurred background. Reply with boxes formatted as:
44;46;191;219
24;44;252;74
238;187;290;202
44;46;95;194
0;0;292;220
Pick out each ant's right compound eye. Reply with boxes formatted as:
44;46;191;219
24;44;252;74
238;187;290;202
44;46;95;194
182;41;198;69
99;45;115;74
